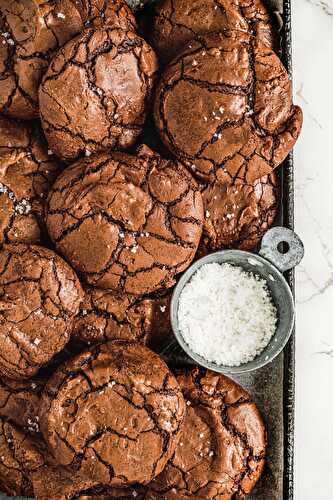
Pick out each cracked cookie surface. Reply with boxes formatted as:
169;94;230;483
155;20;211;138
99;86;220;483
0;0;87;119
73;286;172;349
0;0;137;120
154;30;302;183
150;0;277;64
0;116;61;246
39;341;186;487
39;28;158;161
202;172;278;251
31;462;146;500
0;376;45;435
0;244;84;380
146;367;266;499
0;418;44;497
46;146;204;294
78;0;137;30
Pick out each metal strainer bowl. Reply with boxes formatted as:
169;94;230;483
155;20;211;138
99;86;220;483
168;227;304;374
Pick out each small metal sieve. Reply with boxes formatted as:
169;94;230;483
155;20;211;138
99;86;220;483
167;227;304;374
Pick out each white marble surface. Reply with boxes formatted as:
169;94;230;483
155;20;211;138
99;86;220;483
293;1;333;498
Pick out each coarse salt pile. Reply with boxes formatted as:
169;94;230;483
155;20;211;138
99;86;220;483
178;263;277;366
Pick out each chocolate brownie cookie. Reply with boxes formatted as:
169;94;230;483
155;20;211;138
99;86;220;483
0;418;44;497
39;342;186;486
202;172;279;251
0;244;84;380
154;31;303;183
0;0;137;120
73;286;172;349
31;463;145;500
39;28;158;161
46;146;204;294
147;367;266;499
78;0;137;30
150;0;276;64
0;377;45;434
0;0;86;119
0;116;61;246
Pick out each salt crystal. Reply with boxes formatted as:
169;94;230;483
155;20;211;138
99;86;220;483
208;450;214;457
226;213;233;219
178;263;277;367
203;116;208;122
199;433;204;438
7;39;14;45
160;305;166;313
119;232;125;238
57;12;66;19
219;106;224;113
81;309;88;316
205;210;210;218
192;60;198;66
34;338;41;346
16;199;31;214
31;383;37;389
85;149;92;157
186;400;191;406
132;493;138;498
131;246;138;253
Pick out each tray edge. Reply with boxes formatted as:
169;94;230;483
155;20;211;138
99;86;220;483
281;1;295;499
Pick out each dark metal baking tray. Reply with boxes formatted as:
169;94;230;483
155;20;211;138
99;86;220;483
0;1;295;498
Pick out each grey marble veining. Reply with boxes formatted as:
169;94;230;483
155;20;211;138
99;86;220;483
293;0;333;498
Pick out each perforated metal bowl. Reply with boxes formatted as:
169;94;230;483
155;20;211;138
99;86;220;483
168;227;304;374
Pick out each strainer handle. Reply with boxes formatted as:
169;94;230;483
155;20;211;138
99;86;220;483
259;227;304;273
